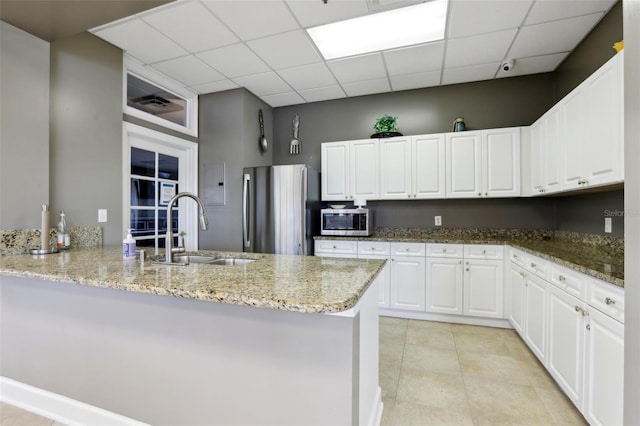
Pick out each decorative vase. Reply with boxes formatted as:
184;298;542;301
371;131;403;138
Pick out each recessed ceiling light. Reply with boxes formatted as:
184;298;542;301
307;0;448;60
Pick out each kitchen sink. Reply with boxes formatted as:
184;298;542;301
172;255;256;266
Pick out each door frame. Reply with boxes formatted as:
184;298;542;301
122;122;199;251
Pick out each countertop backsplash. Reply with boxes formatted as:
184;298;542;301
0;226;102;255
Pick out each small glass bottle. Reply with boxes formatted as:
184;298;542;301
57;210;70;250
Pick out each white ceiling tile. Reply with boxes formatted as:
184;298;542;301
384;42;444;76
151;55;225;86
298;85;347;103
247;30;322;69
142;1;238;53
496;52;569;78
192;79;239;94
277;63;337;90
286;0;369;28
233;72;292;96
342;78;391;97
442;63;499;85
93;18;188;64
448;0;532;38
509;13;603;59
262;91;306;107
525;0;616;25
202;0;298;41
197;44;270;78
390;70;441;91
328;53;386;84
445;29;517;68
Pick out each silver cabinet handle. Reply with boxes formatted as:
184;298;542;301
586;324;591;331
559;275;566;282
605;297;616;305
442;248;447;253
575;306;590;316
519;272;526;277
530;262;537;268
332;245;337;249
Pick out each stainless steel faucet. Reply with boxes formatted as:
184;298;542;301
159;192;208;264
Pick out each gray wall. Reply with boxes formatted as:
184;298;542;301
49;33;124;246
0;22;50;229
624;0;640;423
555;189;624;238
198;88;273;251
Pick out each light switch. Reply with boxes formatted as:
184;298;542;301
604;217;612;233
98;209;108;223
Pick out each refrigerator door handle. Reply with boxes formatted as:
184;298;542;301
243;173;251;249
300;166;307;255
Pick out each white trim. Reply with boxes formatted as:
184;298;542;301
367;387;384;426
124;56;198;137
379;308;514;329
0;377;149;426
122;122;199;251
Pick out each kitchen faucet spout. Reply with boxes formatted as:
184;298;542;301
159;192;208;264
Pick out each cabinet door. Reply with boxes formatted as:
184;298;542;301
389;256;426;311
561;88;587;190
445;131;482;198
482;127;520;197
350;139;379;199
509;264;526;334
528;120;544;195
413;134;446;199
584;53;624;187
426;258;463;315
583;307;624;426
542;108;563;193
547;285;586;408
523;273;547;363
321;142;350;201
379;137;412;199
463;259;504;318
365;255;390;308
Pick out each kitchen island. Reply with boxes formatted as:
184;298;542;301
0;248;386;425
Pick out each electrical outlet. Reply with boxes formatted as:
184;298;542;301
604;217;612;233
98;209;108;223
434;216;442;226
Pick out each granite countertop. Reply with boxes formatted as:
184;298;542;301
315;229;624;288
0;247;385;314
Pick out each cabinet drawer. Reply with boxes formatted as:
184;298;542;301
549;263;586;299
587;278;624;323
427;243;463;258
390;242;426;257
510;248;528;267
464;244;504;260
357;241;390;256
314;240;358;257
524;255;549;280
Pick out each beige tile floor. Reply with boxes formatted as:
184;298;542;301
1;318;587;426
380;317;588;426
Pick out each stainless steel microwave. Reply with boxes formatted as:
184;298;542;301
320;208;372;236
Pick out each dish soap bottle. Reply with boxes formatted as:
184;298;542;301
57;210;70;250
123;229;136;259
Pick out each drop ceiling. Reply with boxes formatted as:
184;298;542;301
88;0;617;107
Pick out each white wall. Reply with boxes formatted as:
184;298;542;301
0;22;50;229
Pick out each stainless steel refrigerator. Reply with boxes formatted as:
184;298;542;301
242;164;320;255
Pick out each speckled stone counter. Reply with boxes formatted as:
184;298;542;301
0;247;385;313
315;228;624;288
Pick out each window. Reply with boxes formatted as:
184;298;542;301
124;56;198;136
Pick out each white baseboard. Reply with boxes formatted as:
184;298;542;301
368;386;384;426
0;377;148;426
379;309;513;329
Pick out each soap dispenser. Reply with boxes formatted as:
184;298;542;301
123;229;136;259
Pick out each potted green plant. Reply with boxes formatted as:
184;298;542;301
372;115;403;138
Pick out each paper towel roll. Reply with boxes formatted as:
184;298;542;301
41;204;49;250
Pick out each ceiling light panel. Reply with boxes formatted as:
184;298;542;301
307;0;447;60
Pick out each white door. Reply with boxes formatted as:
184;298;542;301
547;285;586;408
529;121;544;195
463;259;504;318
509;265;526;334
350;139;379;199
426;258;463;315
379;137;412;199
482;127;520;197
523;273;547;363
413;134;446;199
561;89;587;189
446;131;482;198
389;257;426;311
321;142;350;201
542;108;563;193
124;122;198;251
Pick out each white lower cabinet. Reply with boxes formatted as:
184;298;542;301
463;258;504;318
508;248;624;425
357;241;391;308
425;257;463;315
389;242;426;311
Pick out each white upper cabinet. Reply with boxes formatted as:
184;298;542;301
321;139;379;201
380;134;445;199
446;128;521;198
542;108;563;193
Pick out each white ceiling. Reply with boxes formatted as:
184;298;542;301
90;0;617;108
